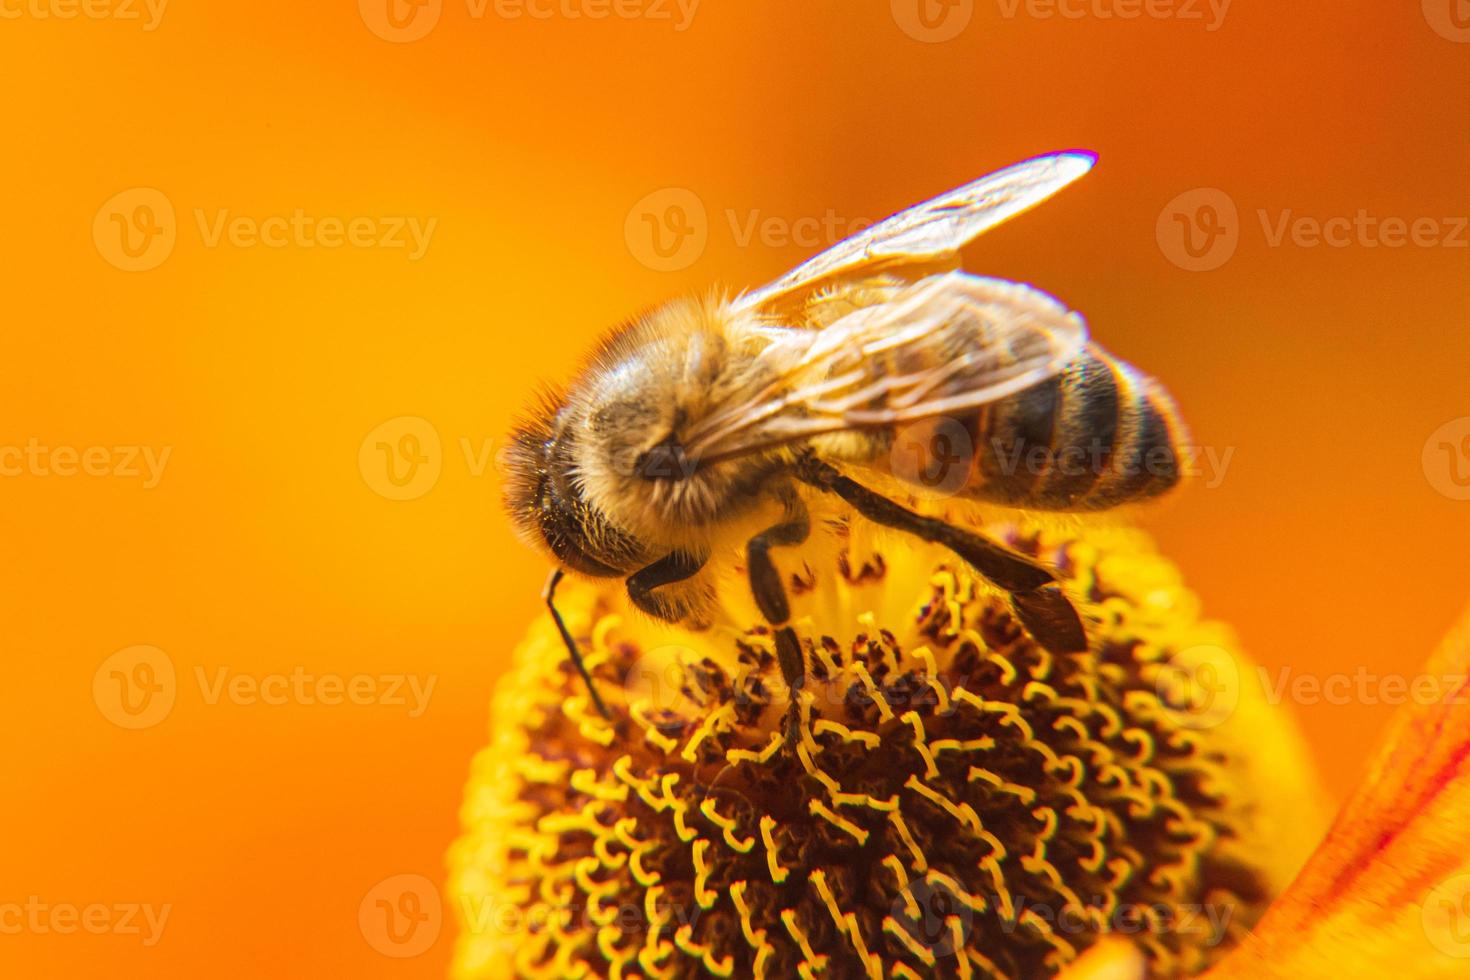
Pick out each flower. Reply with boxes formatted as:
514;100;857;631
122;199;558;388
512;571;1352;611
448;523;1332;978
1061;608;1470;980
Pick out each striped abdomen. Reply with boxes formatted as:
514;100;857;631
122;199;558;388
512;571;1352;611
882;343;1187;512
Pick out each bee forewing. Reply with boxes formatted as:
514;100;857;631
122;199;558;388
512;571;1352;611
688;271;1088;462
734;150;1096;318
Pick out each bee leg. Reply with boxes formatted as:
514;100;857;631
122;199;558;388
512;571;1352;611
747;513;811;630
544;567;611;719
626;550;709;623
795;457;1088;655
745;504;811;735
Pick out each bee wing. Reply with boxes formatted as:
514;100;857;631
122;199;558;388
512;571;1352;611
732;151;1096;319
686;272;1087;463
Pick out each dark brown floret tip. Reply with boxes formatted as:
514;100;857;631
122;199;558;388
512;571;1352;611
451;529;1296;979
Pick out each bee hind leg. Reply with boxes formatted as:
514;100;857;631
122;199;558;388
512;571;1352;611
794;456;1088;655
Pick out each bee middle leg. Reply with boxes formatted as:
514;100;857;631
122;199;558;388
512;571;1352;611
745;503;811;697
795;456;1087;655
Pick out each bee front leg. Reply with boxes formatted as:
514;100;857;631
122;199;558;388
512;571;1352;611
626;550;709;624
795;456;1088;655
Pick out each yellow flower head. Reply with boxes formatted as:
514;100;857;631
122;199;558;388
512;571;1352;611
448;524;1328;979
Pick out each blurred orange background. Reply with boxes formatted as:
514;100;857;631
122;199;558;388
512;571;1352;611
4;2;1470;976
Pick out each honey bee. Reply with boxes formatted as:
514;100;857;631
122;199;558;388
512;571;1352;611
504;152;1187;716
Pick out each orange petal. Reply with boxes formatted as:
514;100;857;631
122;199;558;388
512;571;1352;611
1205;606;1470;977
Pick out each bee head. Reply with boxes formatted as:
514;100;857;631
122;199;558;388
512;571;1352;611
502;396;649;579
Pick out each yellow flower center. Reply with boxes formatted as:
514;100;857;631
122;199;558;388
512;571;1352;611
449;524;1325;979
